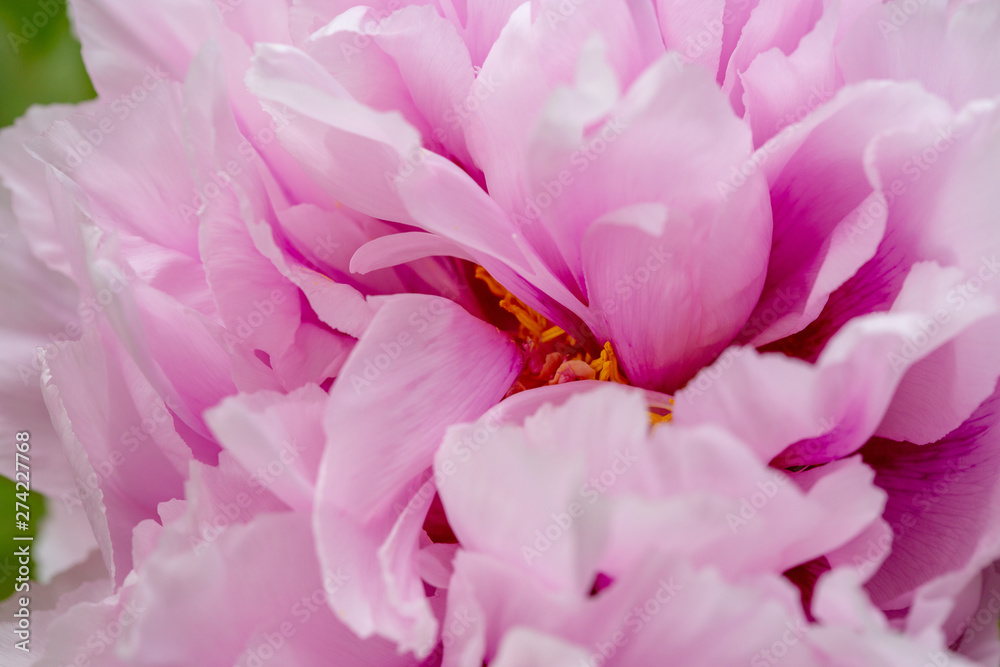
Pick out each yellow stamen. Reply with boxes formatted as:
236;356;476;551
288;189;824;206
476;267;554;340
475;267;641;395
474;266;508;298
499;293;548;337
648;398;675;427
589;342;628;384
539;326;565;343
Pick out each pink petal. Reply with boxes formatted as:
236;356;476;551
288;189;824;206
838;0;1000;109
206;383;329;513
656;0;727;73
123;511;413;666
320;293;520;519
26;82;201;258
720;0;824;116
40;324;189;586
351;232;476;276
0;102;88;277
862;384;1000;608
272;322;354;390
313;294;520;651
247;42;422;223
744;82;953;347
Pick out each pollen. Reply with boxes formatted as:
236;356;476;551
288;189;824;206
476;267;629;394
475;268;673;424
590;342;627;384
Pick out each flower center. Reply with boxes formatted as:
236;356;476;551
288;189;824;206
473;267;673;423
475;267;628;395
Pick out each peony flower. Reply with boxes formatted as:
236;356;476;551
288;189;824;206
0;0;999;665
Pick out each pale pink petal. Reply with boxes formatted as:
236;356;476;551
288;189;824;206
656;0;726;73
26;81;201;258
443;551;813;667
122;511;413;666
277;203;409;295
490;628;591;667
247;42;422;222
272;322;354;390
525;56;771;390
740;0;881;146
721;0;824;116
838;0;1000;109
206;384;328;513
0;102;90;277
40;324;189;587
351;232;477;275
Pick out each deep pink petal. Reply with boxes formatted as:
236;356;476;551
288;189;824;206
675;262;996;466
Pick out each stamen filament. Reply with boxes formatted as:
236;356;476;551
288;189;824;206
590;342;628;384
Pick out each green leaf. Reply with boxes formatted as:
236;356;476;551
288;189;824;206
0;475;47;601
0;0;95;128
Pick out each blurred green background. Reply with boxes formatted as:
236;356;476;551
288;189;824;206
1;0;93;599
0;0;95;126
